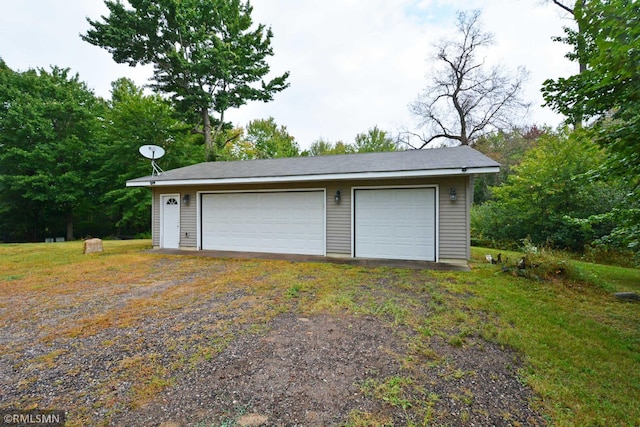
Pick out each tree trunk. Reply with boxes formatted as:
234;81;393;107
553;0;587;127
202;107;214;161
575;13;587;128
66;212;74;241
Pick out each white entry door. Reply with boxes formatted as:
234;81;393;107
161;194;180;249
354;188;436;261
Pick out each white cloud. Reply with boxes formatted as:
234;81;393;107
0;0;575;149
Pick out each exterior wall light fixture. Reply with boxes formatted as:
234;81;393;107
449;187;457;201
182;194;190;205
335;190;341;203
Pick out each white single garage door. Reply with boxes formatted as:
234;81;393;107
354;188;436;261
201;191;325;255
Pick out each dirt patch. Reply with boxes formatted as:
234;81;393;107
111;313;545;426
112;313;403;426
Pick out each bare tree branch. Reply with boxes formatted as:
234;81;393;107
551;0;575;15
400;130;459;150
408;10;530;147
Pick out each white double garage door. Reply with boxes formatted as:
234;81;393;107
200;188;436;261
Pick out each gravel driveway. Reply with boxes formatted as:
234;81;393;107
0;256;546;426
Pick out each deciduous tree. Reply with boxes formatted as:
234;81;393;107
215;118;298;160
546;1;587;71
353;126;398;153
542;0;640;251
305;139;354;156
245;117;299;159
409;10;529;148
472;126;546;203
471;128;624;251
0;62;102;241
93;78;199;236
82;0;289;160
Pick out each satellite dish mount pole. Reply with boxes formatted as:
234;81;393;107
151;152;163;176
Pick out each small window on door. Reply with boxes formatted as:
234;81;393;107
166;198;178;205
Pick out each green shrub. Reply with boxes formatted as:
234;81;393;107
472;129;627;253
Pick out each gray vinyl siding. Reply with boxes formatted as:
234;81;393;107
437;176;469;260
325;183;351;255
152;189;160;247
180;191;197;248
149;175;471;260
466;175;475;259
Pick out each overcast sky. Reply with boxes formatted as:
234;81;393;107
0;0;577;149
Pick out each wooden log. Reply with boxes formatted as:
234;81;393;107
615;292;640;302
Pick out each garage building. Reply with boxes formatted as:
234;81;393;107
126;146;499;263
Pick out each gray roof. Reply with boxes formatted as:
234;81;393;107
127;146;499;186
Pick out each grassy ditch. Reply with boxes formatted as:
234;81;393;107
0;241;638;426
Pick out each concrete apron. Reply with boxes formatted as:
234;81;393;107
149;248;471;272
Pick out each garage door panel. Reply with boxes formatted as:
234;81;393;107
202;191;325;255
355;188;436;261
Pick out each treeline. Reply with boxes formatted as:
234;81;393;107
0;61;398;242
471;127;639;263
0;64;192;242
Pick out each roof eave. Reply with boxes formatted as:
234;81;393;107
125;166;500;188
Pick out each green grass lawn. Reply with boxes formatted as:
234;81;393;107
466;247;640;426
0;241;638;426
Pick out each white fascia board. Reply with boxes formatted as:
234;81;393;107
125;166;500;187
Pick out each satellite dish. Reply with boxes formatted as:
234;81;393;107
138;145;165;175
139;145;165;160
